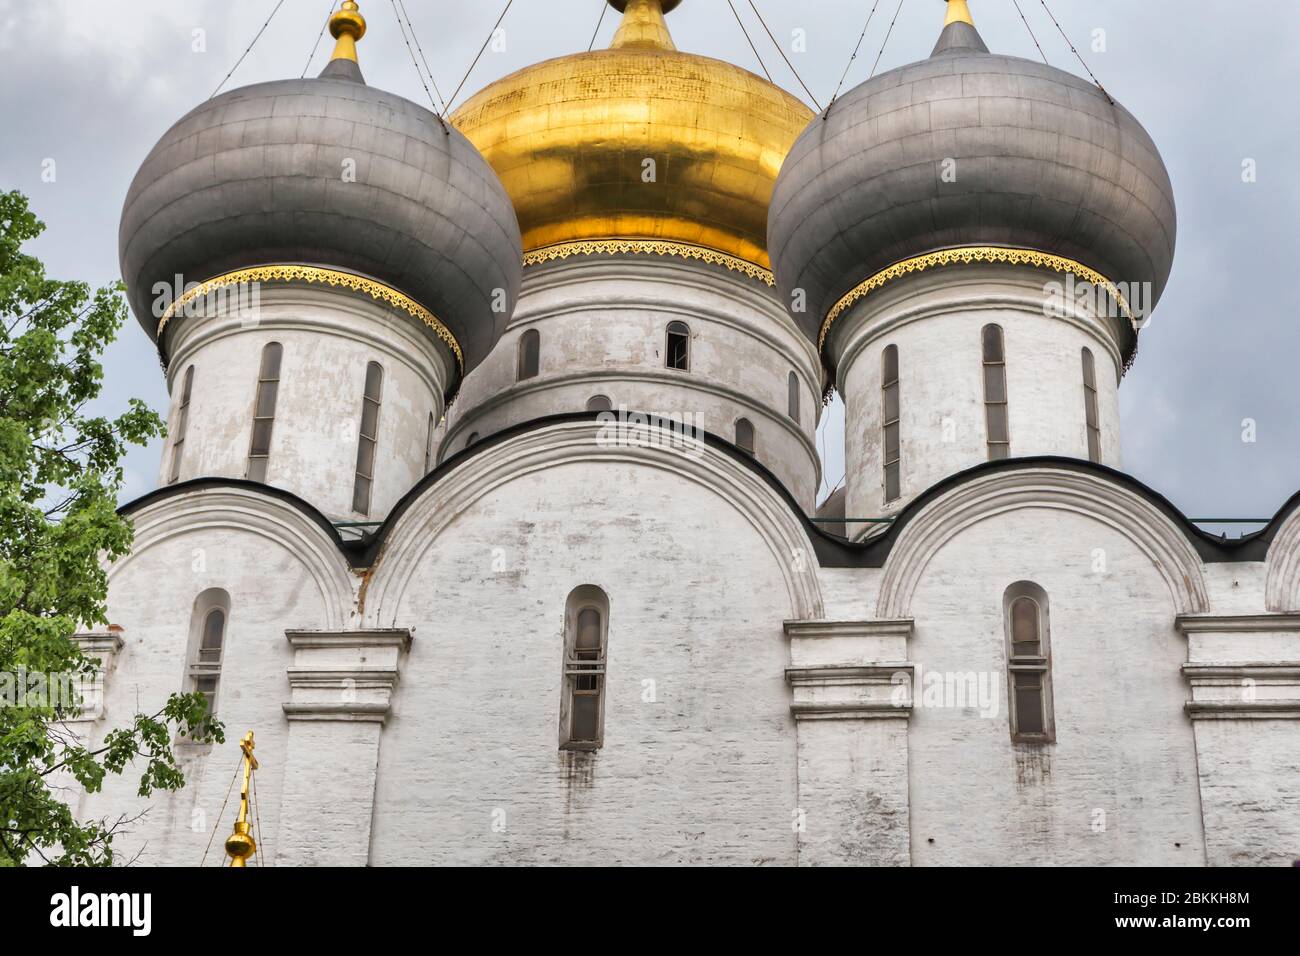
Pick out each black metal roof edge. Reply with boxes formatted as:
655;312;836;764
116;417;1300;572
117;475;366;564
848;455;1296;568
360;410;871;568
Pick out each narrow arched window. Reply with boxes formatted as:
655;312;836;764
351;361;383;516
1004;582;1055;742
246;342;282;482
424;412;436;474
882;344;901;501
186;589;230;719
517;329;539;381
982;324;1009;460
168;365;195;484
787;371;800;423
665;321;690;371
735;417;755;454
1081;347;1101;463
560;586;609;750
586;395;612;413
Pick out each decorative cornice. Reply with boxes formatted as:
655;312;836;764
282;629;412;724
284;629;412;651
1176;613;1300;634
523;240;775;287
1182;662;1300;680
784;620;914;641
1181;659;1300;720
786;664;914;720
818;246;1134;354
156;265;463;373
70;631;125;658
1184;700;1300;720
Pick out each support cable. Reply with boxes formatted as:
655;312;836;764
210;0;287;99
745;0;820;109
446;0;515;114
301;0;338;77
199;757;242;866
250;765;266;867
397;0;449;111
587;0;608;52
1038;0;1114;103
725;0;774;83
389;0;449;129
826;0;882;116
1011;0;1049;65
867;0;906;79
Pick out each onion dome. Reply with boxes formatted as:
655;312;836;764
768;0;1177;360
450;0;813;277
119;1;522;377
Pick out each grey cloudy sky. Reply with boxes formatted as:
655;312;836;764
2;0;1297;529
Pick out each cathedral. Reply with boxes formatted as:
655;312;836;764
75;0;1298;865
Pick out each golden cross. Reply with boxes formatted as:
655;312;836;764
225;731;259;867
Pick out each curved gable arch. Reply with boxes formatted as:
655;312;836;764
1265;506;1300;611
113;487;355;630
363;419;825;625
878;467;1209;619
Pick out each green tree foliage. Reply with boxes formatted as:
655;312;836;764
0;190;222;866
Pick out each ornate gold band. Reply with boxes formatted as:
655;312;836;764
523;239;775;287
155;264;464;372
818;246;1134;353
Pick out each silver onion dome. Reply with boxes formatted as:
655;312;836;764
118;2;522;374
768;3;1176;356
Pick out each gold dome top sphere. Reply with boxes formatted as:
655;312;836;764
450;0;813;273
327;0;366;63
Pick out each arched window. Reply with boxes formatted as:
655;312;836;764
787;371;800;423
735;417;755;454
665;321;690;371
1003;582;1055;742
586;395;612;413
168;365;195;484
982;324;1009;460
517;329;540;381
351;361;383;516
186;588;230;718
1081;347;1101;463
246;342;282;482
882;344;901;501
560;586;609;750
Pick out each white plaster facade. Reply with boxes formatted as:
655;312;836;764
159;284;457;520
441;256;824;512
831;265;1128;527
82;277;1300;864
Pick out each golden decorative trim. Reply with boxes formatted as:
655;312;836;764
156;264;463;371
523;240;775;287
819;246;1133;352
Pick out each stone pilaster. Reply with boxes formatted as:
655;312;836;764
1176;613;1300;866
277;628;411;866
785;619;913;866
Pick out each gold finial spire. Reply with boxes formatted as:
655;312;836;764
224;731;260;868
944;0;975;27
609;0;677;52
327;1;367;64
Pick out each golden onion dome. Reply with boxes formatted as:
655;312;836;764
450;0;813;274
